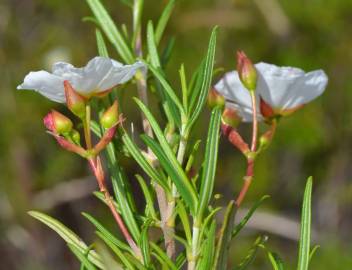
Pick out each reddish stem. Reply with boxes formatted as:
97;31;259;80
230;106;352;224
88;158;140;255
235;91;258;207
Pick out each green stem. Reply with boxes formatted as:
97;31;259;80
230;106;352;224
188;221;200;270
83;104;92;150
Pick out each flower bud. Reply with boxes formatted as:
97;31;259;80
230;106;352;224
44;110;73;134
237;50;257;92
221;107;241;129
208;88;225;109
100;100;119;129
64;80;86;118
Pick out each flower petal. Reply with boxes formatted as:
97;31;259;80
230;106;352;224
282;69;328;109
17;71;65;103
215;71;262;122
255;63;328;109
52;58;106;95
255;62;305;109
97;60;145;91
52;57;145;95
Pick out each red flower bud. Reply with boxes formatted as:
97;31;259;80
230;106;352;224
100;100;119;129
237;50;257;92
208;88;225;109
44;110;73;134
64;80;86;118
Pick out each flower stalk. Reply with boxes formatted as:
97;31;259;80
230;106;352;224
235;91;258;207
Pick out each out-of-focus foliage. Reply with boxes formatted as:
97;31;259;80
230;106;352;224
1;0;352;269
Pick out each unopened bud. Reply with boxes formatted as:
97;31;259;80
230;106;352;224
44;110;73;134
64;80;86;118
100;100;119;129
237;50;257;92
222;107;241;128
208;88;225;109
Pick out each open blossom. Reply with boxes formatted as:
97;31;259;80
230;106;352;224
214;62;328;122
17;56;145;102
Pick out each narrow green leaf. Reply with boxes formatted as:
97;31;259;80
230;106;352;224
177;201;192;244
160;37;175;68
188;27;218;129
197;107;221;220
267;251;284;270
234;236;268;270
175;252;187;270
151;243;178;270
141;134;197;214
198;206;222;245
155;0;176;45
100;138;141;241
135;175;158;220
96;231;136;270
96;242;125;270
132;0;144;49
139;219;152;267
297;177;313;270
179;64;188;113
147;65;185;114
28;211;104;269
197;220;216;270
232;195;270;238
68;243;98;270
309;245;320;263
147;21;161;68
188;58;205;109
110;168;141;240
95;29;109;57
185;140;201;176
120;129;169;191
86;0;134;63
213;200;237;270
82;212;131;253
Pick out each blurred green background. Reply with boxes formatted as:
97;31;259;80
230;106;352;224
1;0;352;269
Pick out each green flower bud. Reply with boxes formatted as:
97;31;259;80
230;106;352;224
237;50;257;92
100;100;119;129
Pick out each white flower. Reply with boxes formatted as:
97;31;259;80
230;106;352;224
215;62;328;122
17;56;145;103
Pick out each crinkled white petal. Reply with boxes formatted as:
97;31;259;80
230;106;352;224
97;60;145;91
255;62;328;109
214;71;262;122
51;57;145;96
17;71;65;102
281;69;328;109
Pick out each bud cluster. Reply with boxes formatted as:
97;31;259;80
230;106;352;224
44;81;121;158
